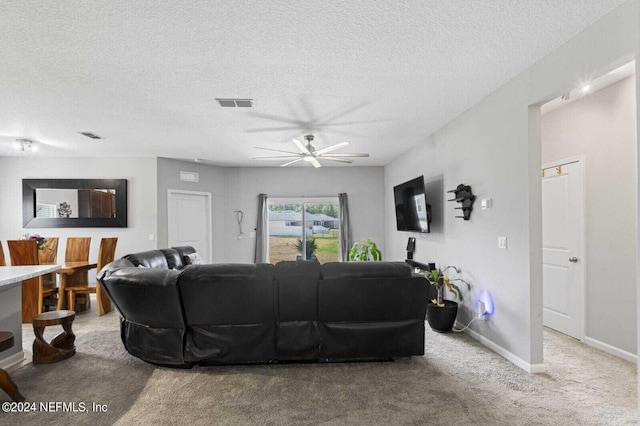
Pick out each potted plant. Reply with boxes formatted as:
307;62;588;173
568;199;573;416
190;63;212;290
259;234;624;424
348;239;382;261
293;237;318;260
420;265;470;333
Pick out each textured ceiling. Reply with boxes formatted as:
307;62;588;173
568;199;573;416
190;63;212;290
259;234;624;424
0;0;628;166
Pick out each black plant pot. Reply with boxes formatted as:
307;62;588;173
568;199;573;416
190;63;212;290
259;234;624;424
426;300;458;333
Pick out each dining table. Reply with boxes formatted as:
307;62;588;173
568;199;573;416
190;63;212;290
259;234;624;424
0;265;62;362
55;261;98;311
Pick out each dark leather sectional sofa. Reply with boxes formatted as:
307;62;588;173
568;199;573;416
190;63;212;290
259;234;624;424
98;247;431;368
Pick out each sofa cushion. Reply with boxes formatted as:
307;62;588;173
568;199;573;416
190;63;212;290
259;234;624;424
123;250;169;269
159;248;184;269
179;263;276;325
172;246;197;265
275;260;321;321
320;261;412;279
318;274;428;322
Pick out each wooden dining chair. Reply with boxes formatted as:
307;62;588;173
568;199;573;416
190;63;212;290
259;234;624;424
63;237;91;310
37;237;59;312
7;239;59;317
0;241;6;266
66;238;117;315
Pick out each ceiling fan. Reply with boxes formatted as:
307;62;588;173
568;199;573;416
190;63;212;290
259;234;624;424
253;134;369;168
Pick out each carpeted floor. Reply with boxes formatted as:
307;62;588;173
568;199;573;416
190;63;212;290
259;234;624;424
2;307;637;425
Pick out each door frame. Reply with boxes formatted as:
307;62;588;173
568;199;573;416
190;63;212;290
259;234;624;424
167;189;213;263
541;154;586;341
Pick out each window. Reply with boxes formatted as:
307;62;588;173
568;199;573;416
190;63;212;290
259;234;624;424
36;203;57;218
267;197;340;264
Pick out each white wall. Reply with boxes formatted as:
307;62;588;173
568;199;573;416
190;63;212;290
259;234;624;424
542;75;637;356
156;158;227;260
384;0;639;369
0;157;158;265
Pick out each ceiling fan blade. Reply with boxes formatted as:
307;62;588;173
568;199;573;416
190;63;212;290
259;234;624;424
309;157;322;168
254;146;302;155
281;158;304;167
319;152;369;157
314;141;350;155
252;155;302;160
319;156;353;164
293;139;311;155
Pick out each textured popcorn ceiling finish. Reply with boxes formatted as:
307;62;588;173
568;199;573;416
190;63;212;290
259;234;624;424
0;0;627;166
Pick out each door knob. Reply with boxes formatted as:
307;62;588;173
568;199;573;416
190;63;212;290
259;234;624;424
569;257;579;263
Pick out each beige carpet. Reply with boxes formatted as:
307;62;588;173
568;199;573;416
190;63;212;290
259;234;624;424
2;307;636;425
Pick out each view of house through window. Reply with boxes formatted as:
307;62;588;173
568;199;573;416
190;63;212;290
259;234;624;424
268;198;340;264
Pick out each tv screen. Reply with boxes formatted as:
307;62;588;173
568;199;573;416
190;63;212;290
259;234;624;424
393;176;430;233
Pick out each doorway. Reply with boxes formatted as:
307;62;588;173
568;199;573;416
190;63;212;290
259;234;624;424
541;157;585;340
167;190;212;263
540;61;637;362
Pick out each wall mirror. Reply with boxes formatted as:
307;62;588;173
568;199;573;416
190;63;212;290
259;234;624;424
23;179;128;228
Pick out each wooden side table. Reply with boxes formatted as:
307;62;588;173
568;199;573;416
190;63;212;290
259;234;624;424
0;332;25;401
32;310;76;364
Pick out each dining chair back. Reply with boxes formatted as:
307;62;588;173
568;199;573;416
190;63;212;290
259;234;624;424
65;237;91;263
66;238;117;315
64;237;91;310
7;240;39;266
37;237;59;312
0;242;6;267
7;240;59;315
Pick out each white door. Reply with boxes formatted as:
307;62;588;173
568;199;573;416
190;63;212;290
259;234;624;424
168;190;212;263
542;159;584;340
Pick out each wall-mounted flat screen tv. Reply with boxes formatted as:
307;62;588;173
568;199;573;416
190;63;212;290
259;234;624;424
393;176;430;233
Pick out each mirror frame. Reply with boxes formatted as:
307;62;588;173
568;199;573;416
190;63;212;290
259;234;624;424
23;179;128;228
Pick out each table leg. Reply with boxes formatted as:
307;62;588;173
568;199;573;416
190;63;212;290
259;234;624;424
96;282;112;316
56;275;67;310
0;369;25;401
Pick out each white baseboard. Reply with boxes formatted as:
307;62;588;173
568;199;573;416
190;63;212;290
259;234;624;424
0;351;27;372
463;327;546;374
584;336;637;363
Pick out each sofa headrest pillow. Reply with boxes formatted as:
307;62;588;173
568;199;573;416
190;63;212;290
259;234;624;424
172;246;196;265
122;250;169;269
320;261;412;280
159;248;184;269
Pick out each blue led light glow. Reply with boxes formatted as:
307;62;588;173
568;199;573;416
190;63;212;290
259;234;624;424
477;289;494;315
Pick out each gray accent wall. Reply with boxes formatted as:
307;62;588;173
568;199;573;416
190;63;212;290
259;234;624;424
156;159;385;263
384;0;639;368
542;75;637;356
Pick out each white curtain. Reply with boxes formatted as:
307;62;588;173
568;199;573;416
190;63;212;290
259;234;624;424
254;193;268;263
339;193;352;261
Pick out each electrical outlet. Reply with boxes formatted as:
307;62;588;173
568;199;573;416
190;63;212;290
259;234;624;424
498;236;507;249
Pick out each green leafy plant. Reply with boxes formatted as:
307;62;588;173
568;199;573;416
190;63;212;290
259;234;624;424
419;265;470;307
292;237;318;258
348;239;382;261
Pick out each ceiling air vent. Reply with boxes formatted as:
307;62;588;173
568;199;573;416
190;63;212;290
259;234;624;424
79;132;104;139
215;98;253;108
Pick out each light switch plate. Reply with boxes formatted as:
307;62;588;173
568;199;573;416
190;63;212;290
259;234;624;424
498;236;507;249
481;198;492;210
